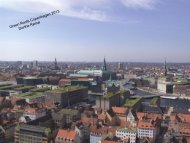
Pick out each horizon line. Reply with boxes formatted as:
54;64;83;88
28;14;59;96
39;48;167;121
1;60;190;64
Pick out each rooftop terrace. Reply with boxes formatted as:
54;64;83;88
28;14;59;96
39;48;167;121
30;87;51;92
15;86;35;90
0;84;23;90
50;86;86;94
103;90;128;99
150;97;159;106
14;92;44;99
123;97;142;108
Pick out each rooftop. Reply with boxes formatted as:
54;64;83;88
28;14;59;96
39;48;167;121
16;124;51;134
56;129;77;139
150;97;159;105
0;83;12;87
30;87;51;92
117;127;137;133
112;107;128;115
174;78;189;84
15;86;35;90
0;84;23;90
19;77;43;80
138;120;156;129
124;97;142;108
50;86;86;94
104;90;128;99
78;70;103;75
137;112;162;120
14;92;44;99
59;109;79;115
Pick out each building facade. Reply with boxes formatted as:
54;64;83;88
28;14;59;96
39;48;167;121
45;86;88;107
14;124;51;143
23;107;46;121
116;128;137;143
55;129;80;143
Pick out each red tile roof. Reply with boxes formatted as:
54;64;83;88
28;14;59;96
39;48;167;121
56;129;77;140
90;126;118;135
138;120;156;129
178;114;190;122
81;117;97;125
179;128;190;134
112;107;128;115
137;112;162;121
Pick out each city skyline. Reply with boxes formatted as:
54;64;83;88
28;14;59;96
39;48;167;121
0;0;190;62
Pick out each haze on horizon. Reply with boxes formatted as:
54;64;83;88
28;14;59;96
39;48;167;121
0;0;190;63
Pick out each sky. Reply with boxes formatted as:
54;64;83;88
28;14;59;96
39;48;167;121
0;0;190;62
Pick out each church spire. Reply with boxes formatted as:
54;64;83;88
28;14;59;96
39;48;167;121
54;58;59;70
103;57;107;71
164;59;167;76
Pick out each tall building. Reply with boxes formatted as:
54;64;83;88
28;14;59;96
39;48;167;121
14;124;51;143
157;78;173;93
32;60;38;69
54;58;60;70
118;62;124;70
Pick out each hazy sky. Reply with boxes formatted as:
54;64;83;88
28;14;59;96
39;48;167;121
0;0;190;62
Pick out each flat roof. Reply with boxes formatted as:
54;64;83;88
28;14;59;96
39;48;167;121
50;86;86;94
16;124;50;133
124;97;142;108
103;90;128;99
14;92;45;99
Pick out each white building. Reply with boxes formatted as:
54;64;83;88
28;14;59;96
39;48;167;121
23;108;46;120
137;120;158;142
90;133;102;143
157;78;173;93
90;126;111;143
116;128;137;143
